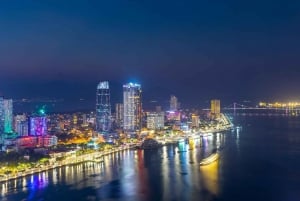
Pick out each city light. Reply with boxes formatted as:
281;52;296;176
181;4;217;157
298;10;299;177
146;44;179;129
259;101;300;108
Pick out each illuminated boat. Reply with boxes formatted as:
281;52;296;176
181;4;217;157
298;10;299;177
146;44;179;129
178;138;185;143
199;152;219;166
201;132;213;137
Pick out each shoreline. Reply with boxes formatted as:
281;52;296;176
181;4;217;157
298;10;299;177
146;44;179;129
0;145;131;183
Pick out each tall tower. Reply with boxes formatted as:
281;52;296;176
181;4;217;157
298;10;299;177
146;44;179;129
123;83;142;134
3;99;13;133
115;103;124;128
170;95;178;111
29;107;47;136
147;112;164;130
191;114;200;128
96;81;111;135
14;114;28;136
0;97;4;135
29;116;47;136
211;99;221;119
0;98;13;134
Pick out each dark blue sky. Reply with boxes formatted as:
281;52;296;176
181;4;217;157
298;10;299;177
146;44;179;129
0;0;300;107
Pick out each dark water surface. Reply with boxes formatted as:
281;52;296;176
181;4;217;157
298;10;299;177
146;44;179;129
1;116;300;201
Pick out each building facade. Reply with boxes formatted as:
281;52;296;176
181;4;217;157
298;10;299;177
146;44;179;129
147;112;164;130
16;135;57;149
115;103;124;128
3;99;13;133
14;114;28;136
0;98;13;134
96;81;112;135
170;95;179;111
0;97;13;146
191;114;200;128
29;116;47;136
123;83;142;133
211;99;221;118
0;97;4;136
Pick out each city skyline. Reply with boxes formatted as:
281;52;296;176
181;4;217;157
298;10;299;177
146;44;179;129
0;1;300;200
0;1;300;104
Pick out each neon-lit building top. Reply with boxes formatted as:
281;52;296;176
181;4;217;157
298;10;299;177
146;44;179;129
123;83;141;88
97;81;109;89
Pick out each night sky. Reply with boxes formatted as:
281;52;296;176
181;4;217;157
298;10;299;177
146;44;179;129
1;1;300;108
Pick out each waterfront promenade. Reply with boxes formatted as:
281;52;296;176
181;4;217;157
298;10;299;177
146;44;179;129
0;145;131;183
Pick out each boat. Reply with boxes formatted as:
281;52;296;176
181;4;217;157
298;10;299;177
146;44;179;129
140;138;162;149
201;132;213;137
199;152;220;166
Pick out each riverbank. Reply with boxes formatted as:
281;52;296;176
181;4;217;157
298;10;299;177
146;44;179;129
0;145;131;183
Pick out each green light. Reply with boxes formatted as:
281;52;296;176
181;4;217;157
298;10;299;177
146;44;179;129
39;108;46;115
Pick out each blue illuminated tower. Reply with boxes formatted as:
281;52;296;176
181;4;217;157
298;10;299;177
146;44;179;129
3;99;13;133
96;81;111;135
0;98;13;134
0;97;13;146
29;108;47;136
123;83;142;134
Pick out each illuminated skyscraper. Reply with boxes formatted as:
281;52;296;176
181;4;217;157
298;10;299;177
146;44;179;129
29;116;47;136
147;112;164;130
29;107;47;136
123;83;142;133
170;95;179;111
0;97;4;135
191;114;200;128
3;99;13;133
0;98;13;147
14;114;28;136
96;81;111;134
0;98;13;134
211;99;221;118
115;103;124;128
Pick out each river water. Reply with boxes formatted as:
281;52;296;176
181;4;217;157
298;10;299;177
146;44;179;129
1;116;300;201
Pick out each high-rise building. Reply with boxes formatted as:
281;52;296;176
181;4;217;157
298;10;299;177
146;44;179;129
82;114;87;125
0;97;4;135
96;81;111;134
170;95;179;111
0;98;13;134
0;98;13;148
14;114;28;136
29;116;47;136
123;83;142;133
191;114;200;128
0;97;4;146
147;112;164;130
115;103;124;128
211;99;221;118
3;99;13;133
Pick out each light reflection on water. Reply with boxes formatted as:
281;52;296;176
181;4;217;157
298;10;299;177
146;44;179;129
0;133;226;201
200;160;219;196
